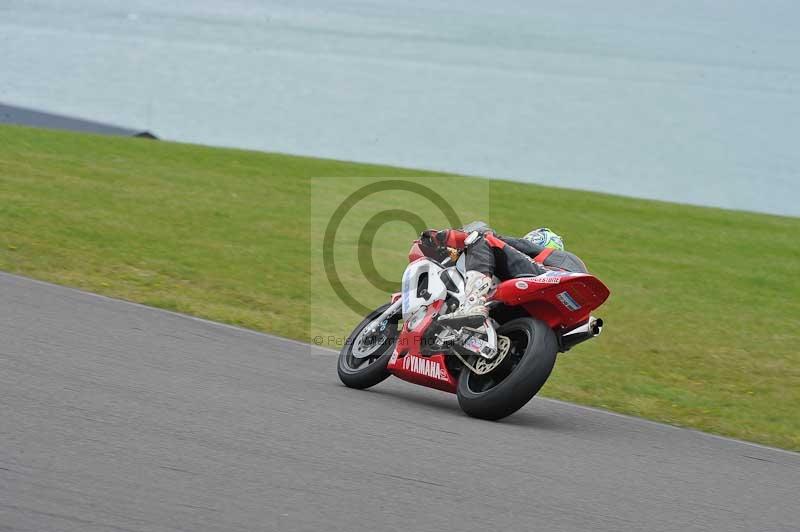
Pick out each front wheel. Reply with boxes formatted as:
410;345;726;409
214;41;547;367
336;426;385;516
337;303;399;390
457;317;557;420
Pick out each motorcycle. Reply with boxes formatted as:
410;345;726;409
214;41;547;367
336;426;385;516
337;232;610;420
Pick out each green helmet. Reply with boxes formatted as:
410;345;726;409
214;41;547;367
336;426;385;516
523;227;564;251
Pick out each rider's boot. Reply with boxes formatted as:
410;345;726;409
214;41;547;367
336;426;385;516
438;271;492;329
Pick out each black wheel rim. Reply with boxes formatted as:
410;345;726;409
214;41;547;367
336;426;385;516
465;324;531;394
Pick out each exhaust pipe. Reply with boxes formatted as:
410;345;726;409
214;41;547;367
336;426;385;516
559;317;603;352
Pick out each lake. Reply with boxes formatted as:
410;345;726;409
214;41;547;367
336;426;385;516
2;0;799;216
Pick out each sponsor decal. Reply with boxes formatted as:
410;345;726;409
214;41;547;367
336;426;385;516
515;280;529;290
401;265;412;317
532;272;562;284
556;291;582;311
388;349;399;365
402;354;448;381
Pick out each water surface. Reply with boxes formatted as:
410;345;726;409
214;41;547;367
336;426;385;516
2;0;799;215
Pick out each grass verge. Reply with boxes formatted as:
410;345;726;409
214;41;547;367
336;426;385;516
1;124;798;449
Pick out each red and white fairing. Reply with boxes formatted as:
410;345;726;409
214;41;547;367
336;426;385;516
388;257;463;392
386;254;609;394
492;271;610;329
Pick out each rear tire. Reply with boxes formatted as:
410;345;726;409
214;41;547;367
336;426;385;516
337;303;399;390
457;317;557;420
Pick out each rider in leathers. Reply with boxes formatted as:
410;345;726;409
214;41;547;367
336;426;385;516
419;223;587;326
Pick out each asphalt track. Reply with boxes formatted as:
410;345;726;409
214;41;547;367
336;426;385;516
1;272;798;532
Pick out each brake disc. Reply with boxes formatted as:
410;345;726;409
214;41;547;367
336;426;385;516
454;335;511;375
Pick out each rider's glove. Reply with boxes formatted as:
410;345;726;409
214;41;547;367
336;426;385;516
419;229;450;260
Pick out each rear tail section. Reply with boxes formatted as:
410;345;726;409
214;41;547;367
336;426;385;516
491;272;610;329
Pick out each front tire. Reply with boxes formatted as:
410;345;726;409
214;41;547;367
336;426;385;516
337;303;399;390
457;317;557;420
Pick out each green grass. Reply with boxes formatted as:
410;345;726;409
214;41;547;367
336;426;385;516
1;124;798;450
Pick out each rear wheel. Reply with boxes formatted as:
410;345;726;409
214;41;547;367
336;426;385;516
337;303;399;389
456;317;557;420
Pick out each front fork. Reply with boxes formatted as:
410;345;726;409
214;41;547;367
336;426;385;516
362;299;402;336
366;300;505;369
